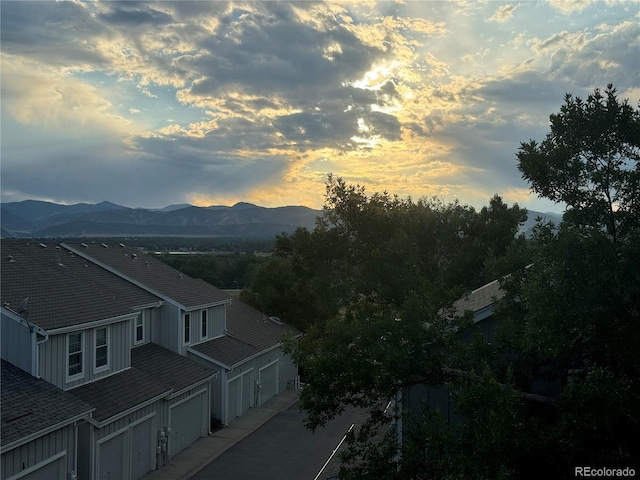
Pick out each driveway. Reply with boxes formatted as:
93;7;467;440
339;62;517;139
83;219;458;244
190;403;361;480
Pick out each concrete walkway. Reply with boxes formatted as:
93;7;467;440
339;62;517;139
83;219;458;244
142;389;300;480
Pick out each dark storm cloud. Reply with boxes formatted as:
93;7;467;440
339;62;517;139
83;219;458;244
179;7;382;99
2;131;289;208
172;2;403;149
98;4;174;26
477;70;568;108
0;1;109;66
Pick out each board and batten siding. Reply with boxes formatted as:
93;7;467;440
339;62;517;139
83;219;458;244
77;401;165;480
0;313;33;375
209;305;225;339
38;319;132;390
1;423;77;480
152;303;180;353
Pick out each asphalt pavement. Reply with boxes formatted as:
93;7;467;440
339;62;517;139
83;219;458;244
142;389;300;480
190;403;361;480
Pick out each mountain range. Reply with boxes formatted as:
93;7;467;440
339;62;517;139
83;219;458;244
1;199;562;239
1;200;322;238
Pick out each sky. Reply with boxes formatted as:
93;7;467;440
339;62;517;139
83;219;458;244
1;1;639;212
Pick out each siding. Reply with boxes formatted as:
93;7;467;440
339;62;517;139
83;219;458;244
39;320;132;390
78;401;164;479
1;423;77;480
210;305;225;338
152;303;180;353
0;314;33;374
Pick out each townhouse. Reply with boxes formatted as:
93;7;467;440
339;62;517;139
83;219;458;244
1;241;299;479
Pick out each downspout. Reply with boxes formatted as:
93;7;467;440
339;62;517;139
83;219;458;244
207;379;213;435
34;330;48;379
72;421;79;480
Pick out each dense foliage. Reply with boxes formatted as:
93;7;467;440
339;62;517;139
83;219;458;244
242;175;528;332
246;85;640;478
155;251;264;290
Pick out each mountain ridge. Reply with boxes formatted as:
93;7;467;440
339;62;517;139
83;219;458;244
1;199;561;239
1;199;322;238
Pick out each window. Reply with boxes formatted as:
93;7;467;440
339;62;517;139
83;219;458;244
94;326;109;373
67;332;83;380
135;315;144;344
201;310;207;339
184;313;191;345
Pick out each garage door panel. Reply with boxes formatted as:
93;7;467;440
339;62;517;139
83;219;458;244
99;432;126;480
227;377;240;420
131;418;153;480
242;373;252;412
259;362;278;406
171;393;205;456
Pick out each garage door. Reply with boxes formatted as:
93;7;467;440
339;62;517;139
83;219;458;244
227;370;253;422
131;417;154;480
171;392;205;456
258;361;279;406
98;431;126;480
242;372;253;412
227;376;241;420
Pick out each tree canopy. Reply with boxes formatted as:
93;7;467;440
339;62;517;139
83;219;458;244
517;84;640;242
244;85;640;478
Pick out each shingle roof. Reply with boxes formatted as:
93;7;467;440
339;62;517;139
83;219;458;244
132;343;215;392
225;299;300;351
1;360;94;448
192;299;301;367
64;242;231;309
1;241;160;331
452;279;504;317
192;335;259;368
71;344;215;422
69;367;171;423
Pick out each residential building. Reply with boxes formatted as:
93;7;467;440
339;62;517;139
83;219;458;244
1;241;299;479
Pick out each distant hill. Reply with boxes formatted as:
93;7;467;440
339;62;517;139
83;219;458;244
0;199;561;239
1;200;322;238
519;210;563;237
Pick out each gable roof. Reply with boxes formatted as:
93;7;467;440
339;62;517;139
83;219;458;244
225;299;300;351
69;367;171;424
132;342;215;394
1;360;94;449
1;241;160;331
63;242;230;310
451;278;505;325
192;299;301;368
70;343;215;423
191;335;259;368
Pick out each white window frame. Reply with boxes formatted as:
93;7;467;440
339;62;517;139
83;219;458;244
183;313;191;345
93;325;110;374
134;314;145;345
200;310;208;340
66;332;84;382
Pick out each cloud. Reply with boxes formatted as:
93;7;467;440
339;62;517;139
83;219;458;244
487;4;518;23
0;56;134;135
548;0;595;14
1;0;637;213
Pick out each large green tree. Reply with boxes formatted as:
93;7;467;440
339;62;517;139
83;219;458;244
517;84;640;242
271;85;640;479
242;175;529;477
243;174;527;331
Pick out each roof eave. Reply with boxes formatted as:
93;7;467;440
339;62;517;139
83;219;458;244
0;408;94;454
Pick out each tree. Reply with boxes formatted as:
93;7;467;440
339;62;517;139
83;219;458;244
242;175;528;478
502;85;640;470
517;84;640;242
244;174;528;331
273;86;640;479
